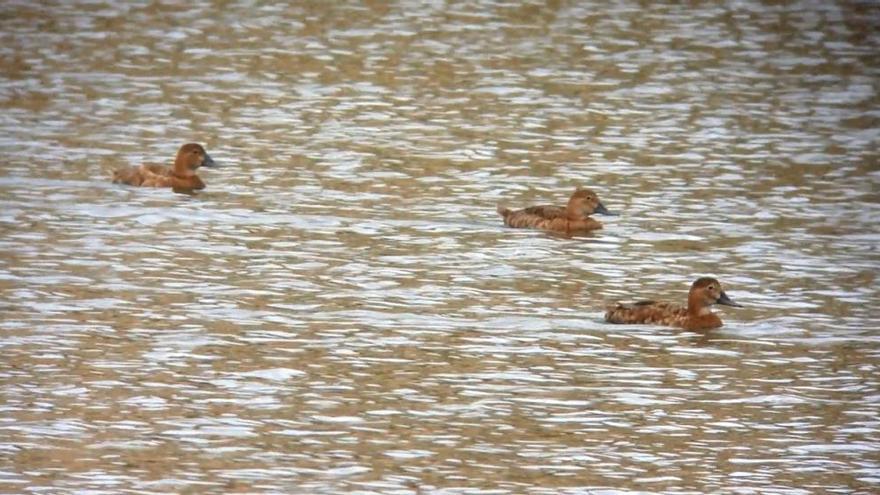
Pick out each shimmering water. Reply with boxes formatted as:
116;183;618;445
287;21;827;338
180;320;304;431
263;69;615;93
1;0;879;493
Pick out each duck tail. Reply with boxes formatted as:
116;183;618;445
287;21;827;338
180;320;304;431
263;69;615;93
111;166;141;186
497;204;511;218
604;304;622;323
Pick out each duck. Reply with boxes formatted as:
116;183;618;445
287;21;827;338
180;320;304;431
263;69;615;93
497;188;612;236
112;143;216;191
604;277;742;332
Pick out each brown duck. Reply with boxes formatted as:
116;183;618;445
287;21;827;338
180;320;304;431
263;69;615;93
497;188;612;236
112;143;216;191
605;277;743;332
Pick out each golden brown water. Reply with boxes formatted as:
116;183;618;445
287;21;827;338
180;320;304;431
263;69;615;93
1;1;879;493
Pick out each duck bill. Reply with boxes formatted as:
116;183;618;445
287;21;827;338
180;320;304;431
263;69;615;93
716;290;742;307
202;153;217;167
594;202;613;215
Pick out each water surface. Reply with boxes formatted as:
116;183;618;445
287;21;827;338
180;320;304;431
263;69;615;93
1;1;879;493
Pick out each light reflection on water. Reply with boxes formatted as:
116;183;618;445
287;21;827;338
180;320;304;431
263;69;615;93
1;0;879;493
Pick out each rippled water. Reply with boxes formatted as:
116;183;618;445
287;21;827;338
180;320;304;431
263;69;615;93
1;0;879;493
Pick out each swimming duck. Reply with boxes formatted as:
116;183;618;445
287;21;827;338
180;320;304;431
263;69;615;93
112;143;216;191
605;277;742;332
497;188;612;236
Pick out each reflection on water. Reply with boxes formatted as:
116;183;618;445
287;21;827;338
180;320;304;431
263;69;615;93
1;0;879;493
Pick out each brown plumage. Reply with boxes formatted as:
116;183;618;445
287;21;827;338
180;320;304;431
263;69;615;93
112;143;216;191
605;277;742;332
497;188;612;236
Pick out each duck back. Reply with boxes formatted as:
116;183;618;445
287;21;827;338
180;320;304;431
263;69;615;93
499;204;566;228
605;301;688;326
112;164;170;186
498;206;602;234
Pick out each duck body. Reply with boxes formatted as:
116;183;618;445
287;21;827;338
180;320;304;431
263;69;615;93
497;188;611;236
112;143;216;191
605;277;742;332
112;163;206;190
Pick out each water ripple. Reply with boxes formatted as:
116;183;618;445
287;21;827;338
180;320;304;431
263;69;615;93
1;0;879;493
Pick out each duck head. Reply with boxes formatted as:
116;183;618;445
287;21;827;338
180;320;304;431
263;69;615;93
568;187;613;217
690;277;743;312
175;143;216;174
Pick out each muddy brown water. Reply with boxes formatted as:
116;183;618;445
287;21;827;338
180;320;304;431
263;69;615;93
1;1;879;493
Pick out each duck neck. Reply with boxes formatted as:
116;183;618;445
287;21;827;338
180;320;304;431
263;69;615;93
565;203;585;221
686;293;713;317
172;159;196;178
